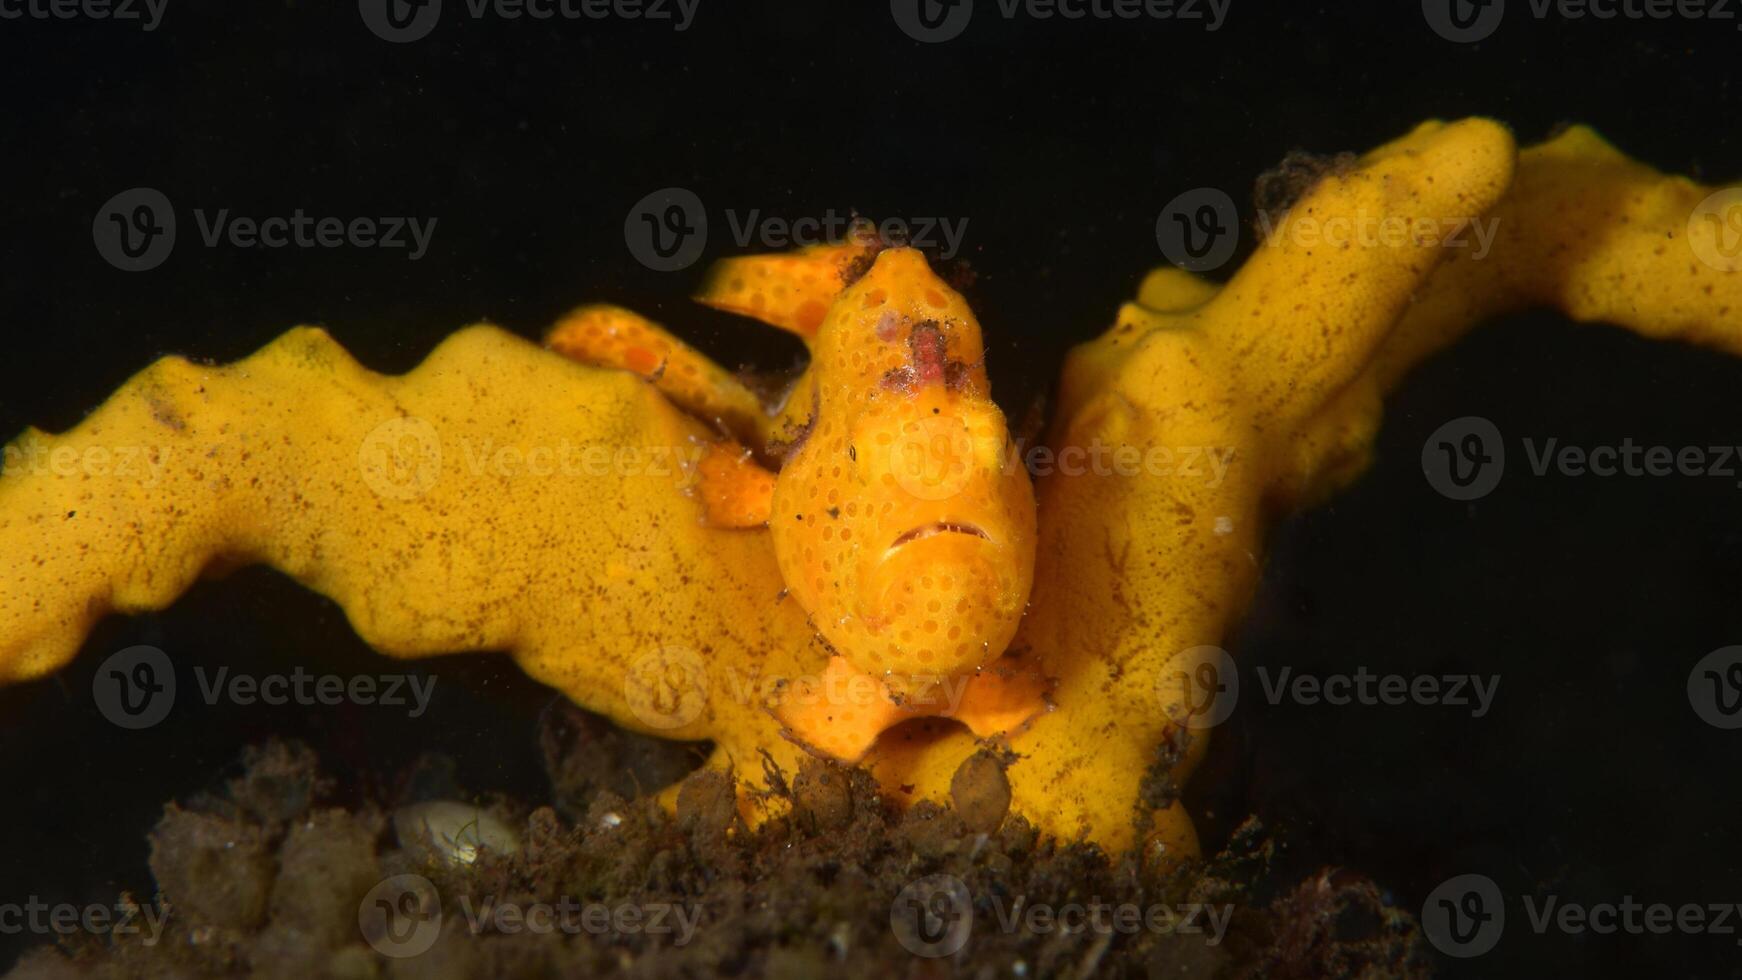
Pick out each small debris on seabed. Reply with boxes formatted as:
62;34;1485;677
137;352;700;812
7;728;1432;979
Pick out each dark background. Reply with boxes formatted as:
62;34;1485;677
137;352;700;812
2;1;1740;976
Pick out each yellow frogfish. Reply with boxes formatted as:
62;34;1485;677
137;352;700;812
549;242;1050;763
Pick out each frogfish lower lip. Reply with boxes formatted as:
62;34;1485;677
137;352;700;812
887;521;991;553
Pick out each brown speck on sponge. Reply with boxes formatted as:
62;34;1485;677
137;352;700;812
841;250;878;286
1253;149;1359;226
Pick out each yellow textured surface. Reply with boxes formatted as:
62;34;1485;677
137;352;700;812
0;325;820;811
1290;124;1742;504
3;118;1738;861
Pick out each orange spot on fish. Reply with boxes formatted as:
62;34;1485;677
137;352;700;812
796;299;828;334
624;346;662;375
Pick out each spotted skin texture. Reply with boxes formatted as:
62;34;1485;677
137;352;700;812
730;248;1043;761
2;119;1738;863
547;246;1044;758
764;249;1037;685
699;240;877;340
546;304;769;449
694;441;776;528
